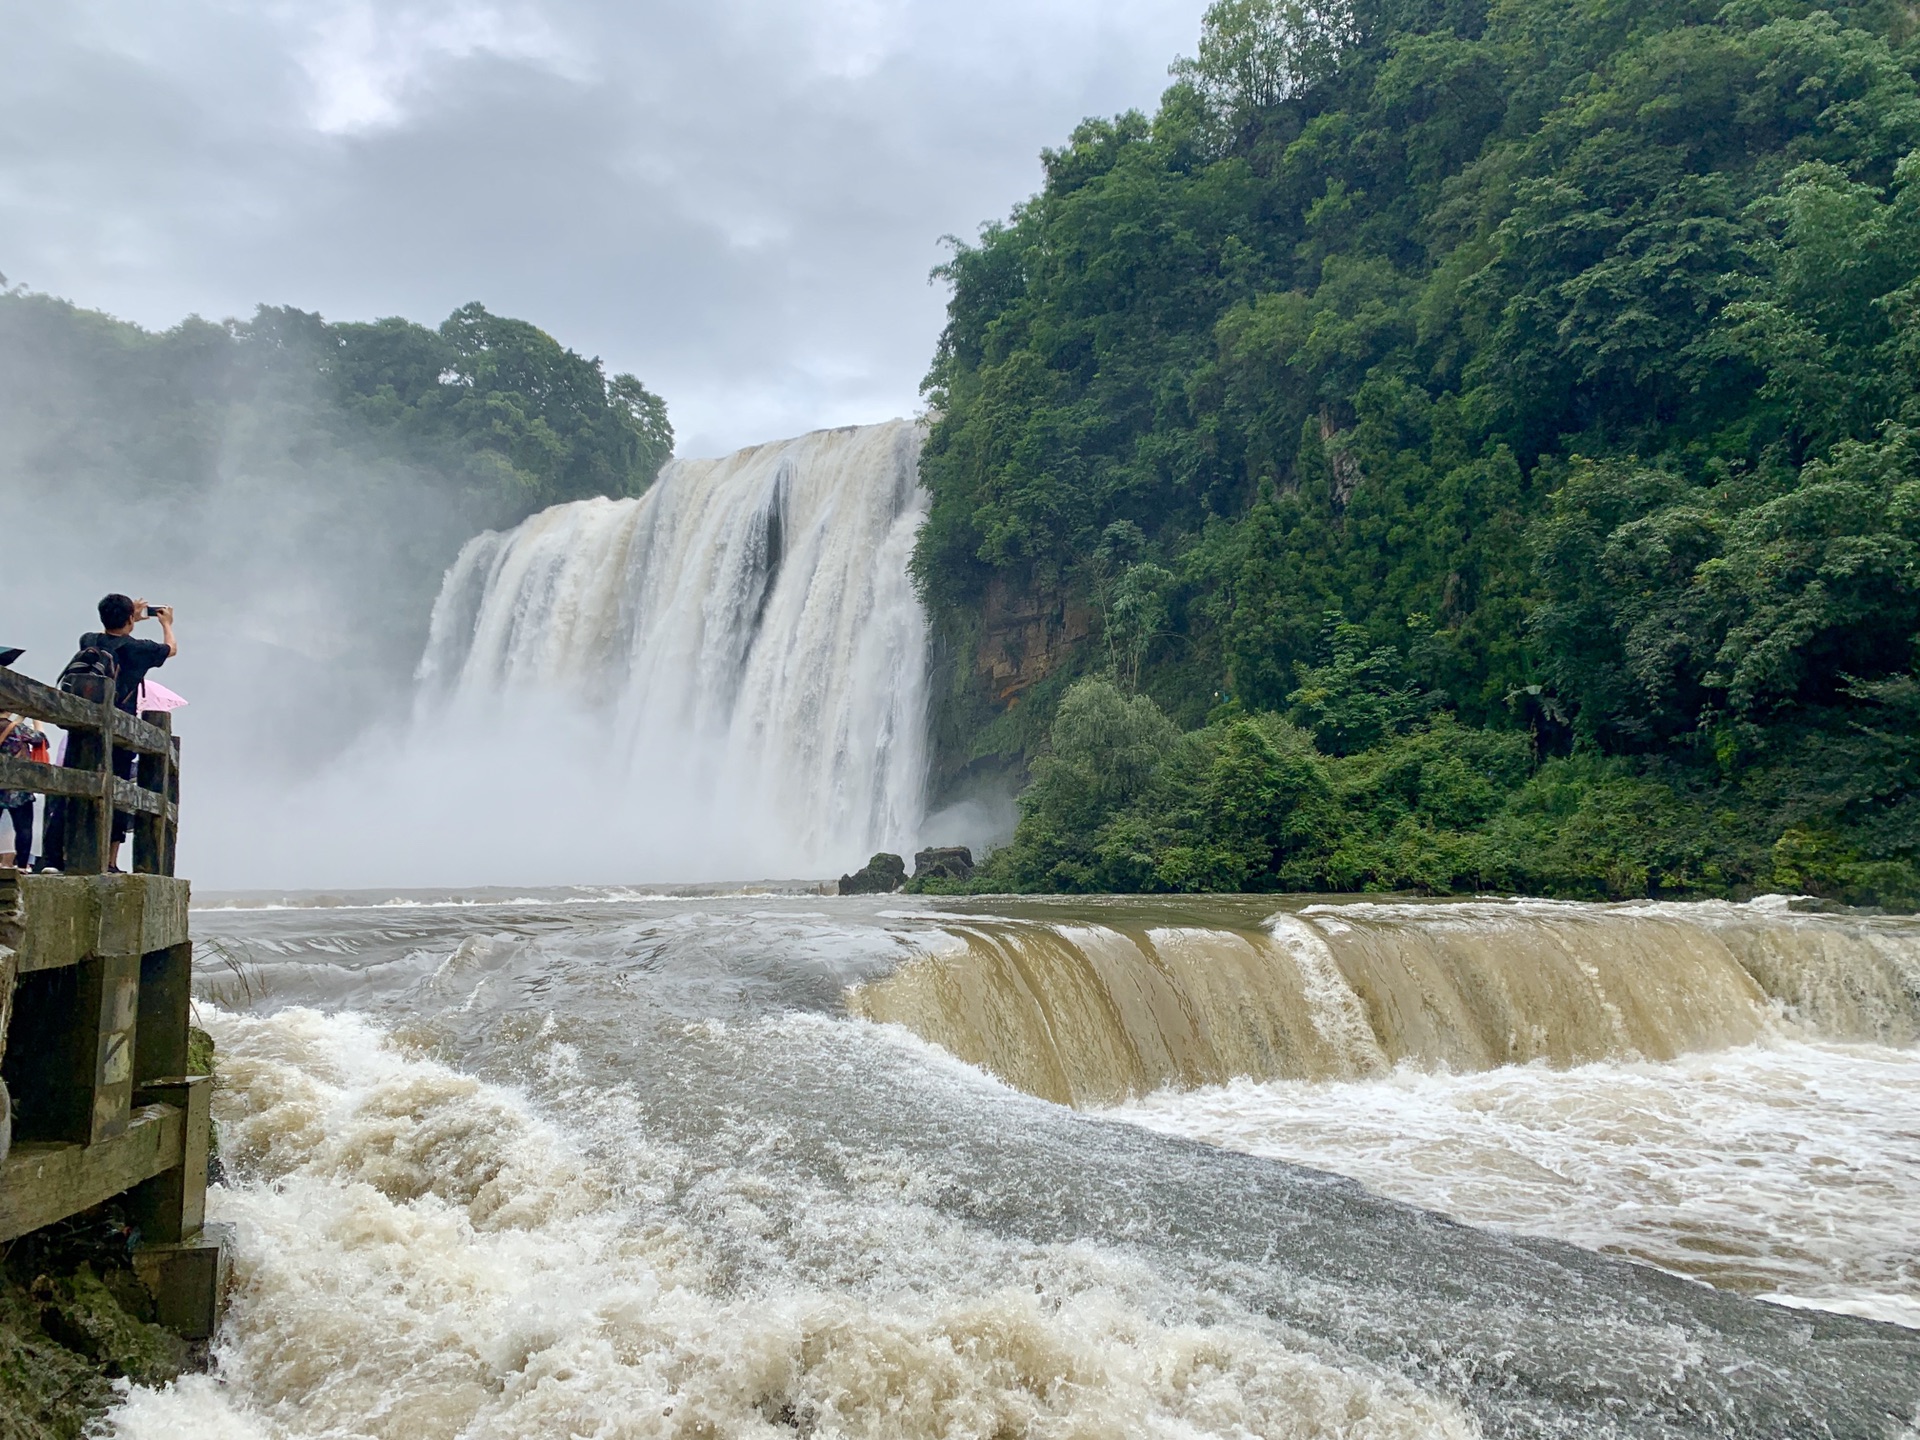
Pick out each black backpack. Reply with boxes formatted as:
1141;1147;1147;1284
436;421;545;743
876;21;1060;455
57;646;118;696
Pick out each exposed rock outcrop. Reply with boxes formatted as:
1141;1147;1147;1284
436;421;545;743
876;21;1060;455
0;1210;192;1440
976;577;1094;706
912;847;975;883
836;853;907;896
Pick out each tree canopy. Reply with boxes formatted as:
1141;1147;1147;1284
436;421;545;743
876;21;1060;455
0;292;672;519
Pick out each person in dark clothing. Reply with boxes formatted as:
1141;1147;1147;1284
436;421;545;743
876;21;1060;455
91;595;177;872
40;595;178;873
85;593;176;715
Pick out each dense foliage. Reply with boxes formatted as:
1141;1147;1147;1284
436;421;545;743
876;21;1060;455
917;0;1920;904
0;291;672;519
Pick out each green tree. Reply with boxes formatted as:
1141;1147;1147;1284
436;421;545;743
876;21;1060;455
1171;0;1360;143
1287;611;1430;754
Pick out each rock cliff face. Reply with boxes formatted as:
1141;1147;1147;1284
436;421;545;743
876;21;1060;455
974;578;1094;708
920;577;1098;810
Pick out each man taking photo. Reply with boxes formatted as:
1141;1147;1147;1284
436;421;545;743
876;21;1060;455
94;595;176;873
89;594;176;714
40;595;177;873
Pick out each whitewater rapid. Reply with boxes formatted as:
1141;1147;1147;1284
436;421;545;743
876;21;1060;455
104;890;1920;1439
416;421;930;877
1111;1039;1920;1328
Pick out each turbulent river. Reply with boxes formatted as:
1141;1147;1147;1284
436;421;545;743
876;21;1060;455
105;889;1920;1440
104;423;1920;1435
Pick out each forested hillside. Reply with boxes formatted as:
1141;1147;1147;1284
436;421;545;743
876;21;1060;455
917;0;1920;904
0;291;673;523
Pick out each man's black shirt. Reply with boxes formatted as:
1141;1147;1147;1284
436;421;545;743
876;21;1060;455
80;632;171;713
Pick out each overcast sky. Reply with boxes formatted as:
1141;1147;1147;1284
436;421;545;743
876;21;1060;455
1;0;1208;458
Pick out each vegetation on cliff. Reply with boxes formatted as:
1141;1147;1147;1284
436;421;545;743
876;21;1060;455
918;0;1920;904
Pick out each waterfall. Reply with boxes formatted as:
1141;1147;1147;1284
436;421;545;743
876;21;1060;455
852;898;1920;1106
417;420;931;876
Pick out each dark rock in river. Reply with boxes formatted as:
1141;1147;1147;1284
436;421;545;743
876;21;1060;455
837;853;907;895
912;846;974;882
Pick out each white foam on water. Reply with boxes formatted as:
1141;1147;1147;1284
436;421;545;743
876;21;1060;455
1266;914;1389;1076
106;1006;1478;1439
1106;1038;1920;1327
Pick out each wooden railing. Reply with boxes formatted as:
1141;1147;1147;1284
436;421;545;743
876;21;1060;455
0;664;179;876
0;663;221;1339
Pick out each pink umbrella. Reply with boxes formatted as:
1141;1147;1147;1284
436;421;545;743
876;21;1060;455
138;680;189;713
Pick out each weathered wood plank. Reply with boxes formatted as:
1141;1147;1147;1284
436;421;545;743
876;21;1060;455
13;876;192;973
0;671;169;752
0;756;102;801
0;1103;185;1243
111;779;165;818
109;709;170;757
0;667;100;732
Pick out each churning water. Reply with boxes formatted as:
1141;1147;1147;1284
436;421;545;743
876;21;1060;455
415;421;930;876
105;420;1920;1435
106;891;1920;1439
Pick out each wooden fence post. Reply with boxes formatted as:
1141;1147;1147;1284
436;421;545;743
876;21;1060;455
166;733;180;877
133;712;172;876
6;951;140;1144
56;675;111;877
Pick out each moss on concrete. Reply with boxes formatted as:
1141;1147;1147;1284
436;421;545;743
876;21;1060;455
186;1026;214;1079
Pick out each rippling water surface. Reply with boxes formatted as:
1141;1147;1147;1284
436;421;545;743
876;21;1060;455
105;889;1920;1439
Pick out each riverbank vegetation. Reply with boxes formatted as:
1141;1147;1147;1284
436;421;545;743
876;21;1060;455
918;0;1920;906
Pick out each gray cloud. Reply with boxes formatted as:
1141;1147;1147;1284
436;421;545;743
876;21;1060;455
0;0;1208;456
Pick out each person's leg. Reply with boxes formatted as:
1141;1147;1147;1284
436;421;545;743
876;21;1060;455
38;796;63;870
108;745;135;870
4;802;31;867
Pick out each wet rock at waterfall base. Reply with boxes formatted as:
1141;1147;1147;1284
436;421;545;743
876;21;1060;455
0;1205;193;1438
912;846;974;883
837;854;906;895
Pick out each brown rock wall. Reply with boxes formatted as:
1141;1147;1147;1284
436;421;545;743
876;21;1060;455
974;577;1095;707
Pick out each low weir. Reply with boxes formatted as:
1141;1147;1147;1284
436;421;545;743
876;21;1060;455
852;897;1920;1105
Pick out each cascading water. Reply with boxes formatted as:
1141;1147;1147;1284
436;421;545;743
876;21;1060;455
843;894;1920;1329
850;896;1920;1105
415;420;931;876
